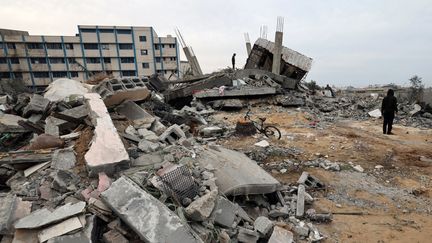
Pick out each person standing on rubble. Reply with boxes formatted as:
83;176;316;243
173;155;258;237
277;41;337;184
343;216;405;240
232;53;236;70
381;89;398;135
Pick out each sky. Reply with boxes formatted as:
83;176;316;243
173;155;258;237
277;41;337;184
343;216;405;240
1;0;431;87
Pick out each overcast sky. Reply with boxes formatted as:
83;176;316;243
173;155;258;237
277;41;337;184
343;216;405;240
1;0;431;87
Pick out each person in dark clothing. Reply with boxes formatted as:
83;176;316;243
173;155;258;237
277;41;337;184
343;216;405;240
325;84;335;97
381;89;398;135
231;53;236;70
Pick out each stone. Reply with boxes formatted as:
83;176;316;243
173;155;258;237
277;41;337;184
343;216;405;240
51;170;80;193
375;165;384;169
15;201;86;229
0;194;16;234
410;104;422;116
51;148;76;170
159;124;187;145
197;147;280;196
254;140;270;148
268;226;294;243
237;227;259;243
254;216;274;235
47;215;99;243
97;172;112;193
132;154;163;167
269;205;290;218
12;229;39;243
22;94;50;117
212;196;239;228
0;114;27;133
293;224;309;237
100;176;201;243
185;190;218;221
137;128;159;141
368;109;382;118
353;165;364;173
200;126;224;137
84;93;130;176
102;230;128;243
138;140;160;153
115;101;155;128
296;185;305;218
149;119;167;135
38;216;85;243
419;156;432;163
124;125;138;136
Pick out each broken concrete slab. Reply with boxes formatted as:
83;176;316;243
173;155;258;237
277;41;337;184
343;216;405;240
22;94;50;117
115;101;155;128
47;215;99;243
102;230;128;243
212;196;239;228
44;78;89;102
185;190;218;221
93;78;150;107
197;146;281;196
254;216;274;236
410;104;422;116
296;184;305;218
194;87;277;99
0;194;17;234
368;109;382;118
237;227;259;243
24;161;50;177
15;201;86;229
12;229;39;243
132;153;163;167
211;99;244;109
159;124;186;145
84;93;130;176
51;148;76;170
268;226;293;243
138;140;160;153
101;176;202;243
254;140;270;148
0;114;27;133
200;126;224;137
137;128;159;141
51;170;80;193
38;215;85;243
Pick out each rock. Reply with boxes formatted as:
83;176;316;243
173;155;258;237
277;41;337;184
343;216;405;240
51;170;80;193
409;104;422;116
375;165;384;169
132;154;163;167
0;194;16;234
51;148;76;170
100;176;201;243
137;128;159;141
254;216;274;235
15;201;86;229
254;140;270;148
368;109;382;118
185;190;218;221
353;165;364;173
419;156;432;163
212;197;239;228
47;215;99;243
422;112;432;119
102;230;128;243
0;114;27;133
138;140;160;153
237;227;259;243
200;126;224;137
124;125;138;136
268;226;294;243
22;94;50;117
269;205;290;218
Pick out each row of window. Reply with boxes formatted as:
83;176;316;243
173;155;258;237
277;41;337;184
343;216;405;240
154;44;176;50
1;42;176;51
80;28;133;35
0;56;176;65
0;71;79;79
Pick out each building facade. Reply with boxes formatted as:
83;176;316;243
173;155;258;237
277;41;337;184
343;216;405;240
0;25;180;87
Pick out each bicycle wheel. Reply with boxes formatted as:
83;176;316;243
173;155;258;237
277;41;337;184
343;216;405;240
264;125;281;140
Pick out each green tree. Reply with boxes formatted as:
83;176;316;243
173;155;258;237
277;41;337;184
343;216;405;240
409;75;424;102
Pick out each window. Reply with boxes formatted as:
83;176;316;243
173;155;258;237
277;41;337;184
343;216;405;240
68;58;76;64
27;43;44;49
9;58;19;64
49;58;65;64
46;43;62;49
86;57;100;63
139;36;147;42
121;70;136;76
13;72;23;79
155;57;161;63
65;43;74;49
103;58;111;63
161;44;165;48
169;57;176;61
30;58;47;64
33;72;50;78
0;43;3;49
120;57;134;63
119;43;133;50
80;28;96;33
84;43;99;50
70;71;78;77
7;43;16;49
168;44;176;48
0;58;7;64
0;72;9;79
52;71;67;78
101;44;110;50
116;29;131;34
142;62;149;69
140;49;148;55
154;44;159;50
99;29;114;33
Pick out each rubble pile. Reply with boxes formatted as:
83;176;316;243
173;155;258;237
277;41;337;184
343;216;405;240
0;76;332;243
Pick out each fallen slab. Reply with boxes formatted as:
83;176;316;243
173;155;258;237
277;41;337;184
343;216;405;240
101;176;202;243
194;87;277;99
84;93;130;176
46;215;99;243
44;78;89;102
93;78;150;107
0;194;16;234
38;215;85;242
15;201;86;229
115;101;155;128
0;114;27;133
268;226;293;243
197;147;281;196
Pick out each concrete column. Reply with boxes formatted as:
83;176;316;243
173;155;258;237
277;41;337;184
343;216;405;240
182;47;202;76
272;31;283;75
246;42;252;56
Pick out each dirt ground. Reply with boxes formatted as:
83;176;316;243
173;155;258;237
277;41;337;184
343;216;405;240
211;106;432;243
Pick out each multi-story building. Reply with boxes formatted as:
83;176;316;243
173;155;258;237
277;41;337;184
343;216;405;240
0;25;180;88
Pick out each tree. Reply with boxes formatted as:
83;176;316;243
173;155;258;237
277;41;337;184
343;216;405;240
304;80;320;94
409;75;424;102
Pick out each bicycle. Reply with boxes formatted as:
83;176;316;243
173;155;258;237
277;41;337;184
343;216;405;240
244;109;282;140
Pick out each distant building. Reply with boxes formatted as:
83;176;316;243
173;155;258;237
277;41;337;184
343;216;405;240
0;25;180;88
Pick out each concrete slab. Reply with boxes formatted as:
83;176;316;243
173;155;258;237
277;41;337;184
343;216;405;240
296;185;305;218
47;215;99;243
212;196;239;228
101;176;202;243
22;94;50;117
51;148;76;170
15;201;86;229
115;101;155;127
194;87;277;99
102;230;128;243
84;93;130;176
12;229;39;243
197;147;280;196
185;190;218;221
0;194;17;234
268;226;293;243
254;216;274;235
38;215;85;242
0;114;27;133
44;78;89;102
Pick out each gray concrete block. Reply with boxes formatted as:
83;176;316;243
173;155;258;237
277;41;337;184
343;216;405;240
51;148;76;170
0;194;17;234
296;185;305;218
138;140;160;153
47;215;99;243
237;227;259;243
212;197;238;228
268;226;293;243
22;94;50;117
185;190;218;221
159;124;186;145
254;216;274;235
100;176;201;243
115;101;155;128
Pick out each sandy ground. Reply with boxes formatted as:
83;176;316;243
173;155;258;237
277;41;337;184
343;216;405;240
211;106;432;242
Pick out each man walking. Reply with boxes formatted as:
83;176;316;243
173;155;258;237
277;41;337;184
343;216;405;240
231;53;236;70
381;89;398;135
